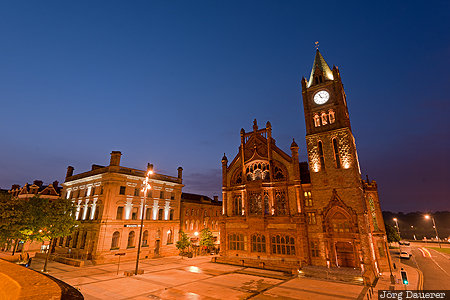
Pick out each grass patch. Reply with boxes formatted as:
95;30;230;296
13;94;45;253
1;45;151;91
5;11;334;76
426;247;450;254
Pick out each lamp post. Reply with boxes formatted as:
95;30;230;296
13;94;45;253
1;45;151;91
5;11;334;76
425;214;441;248
393;218;401;241
135;168;153;275
410;225;416;240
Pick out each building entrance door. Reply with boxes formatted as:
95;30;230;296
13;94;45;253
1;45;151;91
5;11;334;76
154;240;160;256
335;242;355;268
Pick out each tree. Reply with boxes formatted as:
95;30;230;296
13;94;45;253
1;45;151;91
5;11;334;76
176;230;191;256
199;228;215;249
25;196;78;272
0;193;29;255
386;224;400;243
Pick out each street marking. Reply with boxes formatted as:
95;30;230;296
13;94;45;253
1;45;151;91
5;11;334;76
422;248;432;258
426;248;450;278
418;248;426;257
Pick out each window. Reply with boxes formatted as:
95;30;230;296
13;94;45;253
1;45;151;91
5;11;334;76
86;206;92;220
185;209;189;216
80;232;87;249
263;192;270;215
304;191;313;207
190;221;194;231
158;209;164;220
116;206;124;220
170;193;175;200
329;110;335;124
131;207;138;220
127;231;135;248
310;241;320;257
333;138;341;168
134;188;140;197
111;231;120;249
249;192;262;215
307;212;317;224
145;208;152;220
142;230;148;247
271;235;295;255
94;206;100;220
167;230;173;244
73;231;79;248
251;235;266;253
275;190;287;215
228;233;245;250
100;186;104;195
185;220;189;230
314;114;321;127
77;207;84;220
160;191;164;199
73;190;79;198
321;112;328;125
318;141;325;170
169;209;174;220
65;236;72;247
119;186;126;195
377;241;385;257
232;195;243;216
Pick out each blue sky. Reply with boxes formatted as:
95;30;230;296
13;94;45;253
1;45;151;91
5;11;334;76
0;1;449;211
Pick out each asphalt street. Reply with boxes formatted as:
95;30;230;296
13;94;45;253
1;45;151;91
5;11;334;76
401;244;450;290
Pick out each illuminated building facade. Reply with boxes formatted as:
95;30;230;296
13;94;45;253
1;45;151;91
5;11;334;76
218;50;390;281
57;151;183;264
180;193;222;244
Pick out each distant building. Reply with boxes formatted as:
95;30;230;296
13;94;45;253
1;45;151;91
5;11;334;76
6;180;62;254
180;193;222;245
217;50;390;282
58;151;184;264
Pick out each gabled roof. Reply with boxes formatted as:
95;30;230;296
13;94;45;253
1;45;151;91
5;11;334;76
307;49;334;87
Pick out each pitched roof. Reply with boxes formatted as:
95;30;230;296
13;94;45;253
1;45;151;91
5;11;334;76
307;49;334;87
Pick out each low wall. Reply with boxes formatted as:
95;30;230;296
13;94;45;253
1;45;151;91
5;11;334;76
0;259;61;300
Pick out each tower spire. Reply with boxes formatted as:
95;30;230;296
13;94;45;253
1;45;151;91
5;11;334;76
307;49;334;87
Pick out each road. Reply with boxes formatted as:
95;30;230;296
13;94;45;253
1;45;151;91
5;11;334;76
401;243;450;290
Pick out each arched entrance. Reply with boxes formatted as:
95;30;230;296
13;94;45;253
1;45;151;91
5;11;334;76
335;241;355;268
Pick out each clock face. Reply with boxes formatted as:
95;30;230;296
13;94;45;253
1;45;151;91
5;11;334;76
314;90;330;105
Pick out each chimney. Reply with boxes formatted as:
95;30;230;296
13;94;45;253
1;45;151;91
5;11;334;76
11;184;20;190
177;167;183;179
52;181;59;188
147;163;154;173
66;166;74;179
33;180;43;187
110;151;122;166
213;196;218;202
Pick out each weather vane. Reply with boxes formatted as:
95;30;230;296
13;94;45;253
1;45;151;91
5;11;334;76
315;41;319;50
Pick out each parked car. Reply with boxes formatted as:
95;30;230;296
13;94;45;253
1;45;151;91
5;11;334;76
400;251;410;259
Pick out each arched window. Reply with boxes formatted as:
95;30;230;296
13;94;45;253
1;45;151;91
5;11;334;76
86;206;92;220
232;195;242;216
127;231;135;248
321;112;328;125
304;191;313;207
249;192;262;215
111;231;120;249
329;110;335;124
185;220;189;230
190;221;194;231
167;230;173;245
142;230;148;247
275;190;287;215
263;192;270;215
332;138;341;168
318;141;325;170
330;212;351;233
314;114;321;127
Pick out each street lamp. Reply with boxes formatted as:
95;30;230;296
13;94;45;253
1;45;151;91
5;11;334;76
135;168;153;275
425;214;441;248
393;218;401;241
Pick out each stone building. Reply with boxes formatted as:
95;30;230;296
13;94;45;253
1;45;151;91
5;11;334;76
180;193;222;244
218;50;390;282
6;181;62;254
57;151;184;264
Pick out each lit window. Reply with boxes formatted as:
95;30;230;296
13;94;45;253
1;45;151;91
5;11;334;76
329;110;335;124
321;112;328;125
307;212;317;224
304;191;313;207
314;114;321;127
